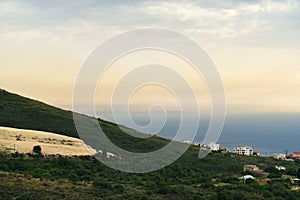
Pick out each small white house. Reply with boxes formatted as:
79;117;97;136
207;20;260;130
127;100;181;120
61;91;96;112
234;146;253;156
272;154;286;160
244;165;259;172
239;175;254;180
182;140;192;144
275;165;286;171
292;178;300;185
207;142;220;151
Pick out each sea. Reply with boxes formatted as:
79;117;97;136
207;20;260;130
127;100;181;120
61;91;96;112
98;112;300;156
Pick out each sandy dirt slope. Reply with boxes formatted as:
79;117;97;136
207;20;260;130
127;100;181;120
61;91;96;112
0;126;96;156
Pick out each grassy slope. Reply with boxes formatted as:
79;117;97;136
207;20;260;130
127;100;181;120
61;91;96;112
0;89;78;138
0;89;168;152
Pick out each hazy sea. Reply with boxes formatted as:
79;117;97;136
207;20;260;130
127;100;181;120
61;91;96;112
99;112;300;156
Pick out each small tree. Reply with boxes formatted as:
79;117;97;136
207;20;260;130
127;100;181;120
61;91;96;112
102;149;107;160
297;168;300;179
33;145;42;154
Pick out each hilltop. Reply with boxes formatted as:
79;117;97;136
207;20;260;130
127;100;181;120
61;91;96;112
0;89;78;138
0;89;168;153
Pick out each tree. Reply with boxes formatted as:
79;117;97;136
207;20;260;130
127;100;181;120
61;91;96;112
264;166;281;178
102;149;107;160
297;168;300;179
265;166;278;173
33;145;42;154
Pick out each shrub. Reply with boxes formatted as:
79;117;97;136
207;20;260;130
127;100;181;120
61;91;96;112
32;145;42;154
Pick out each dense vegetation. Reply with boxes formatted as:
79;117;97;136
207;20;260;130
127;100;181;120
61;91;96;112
1;88;300;199
1;151;300;199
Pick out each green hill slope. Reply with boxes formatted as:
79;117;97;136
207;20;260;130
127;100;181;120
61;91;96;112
0;89;168;153
0;89;78;137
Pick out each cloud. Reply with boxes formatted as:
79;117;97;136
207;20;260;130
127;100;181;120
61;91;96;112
0;0;299;48
1;0;300;113
138;0;299;43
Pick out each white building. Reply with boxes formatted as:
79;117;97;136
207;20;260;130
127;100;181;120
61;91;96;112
275;165;286;171
272;153;286;160
244;165;259;172
234;146;253;156
239;175;254;180
207;142;220;151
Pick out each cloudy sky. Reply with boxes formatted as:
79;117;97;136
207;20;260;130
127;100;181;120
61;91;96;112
1;0;300;115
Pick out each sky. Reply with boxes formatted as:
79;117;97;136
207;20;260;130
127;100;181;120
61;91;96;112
1;0;300;116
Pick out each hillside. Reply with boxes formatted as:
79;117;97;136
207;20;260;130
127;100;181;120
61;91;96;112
1;88;300;199
0;89;78;138
1;150;300;199
0;89;168;153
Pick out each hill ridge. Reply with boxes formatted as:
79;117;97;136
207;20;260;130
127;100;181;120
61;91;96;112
0;88;168;153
